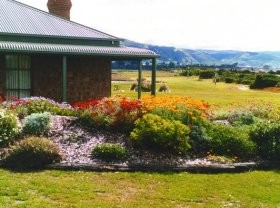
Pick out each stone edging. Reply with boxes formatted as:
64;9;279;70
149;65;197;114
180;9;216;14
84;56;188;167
46;161;279;173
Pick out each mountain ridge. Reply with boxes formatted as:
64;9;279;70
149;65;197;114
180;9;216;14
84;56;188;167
124;40;280;68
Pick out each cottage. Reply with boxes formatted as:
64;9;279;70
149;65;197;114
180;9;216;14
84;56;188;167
0;0;158;103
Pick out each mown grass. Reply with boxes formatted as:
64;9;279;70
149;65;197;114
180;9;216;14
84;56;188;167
112;71;280;107
0;169;280;207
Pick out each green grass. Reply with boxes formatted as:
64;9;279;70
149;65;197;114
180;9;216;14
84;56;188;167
112;71;280;107
0;169;280;207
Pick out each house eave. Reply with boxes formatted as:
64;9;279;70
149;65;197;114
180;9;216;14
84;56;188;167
0;40;159;59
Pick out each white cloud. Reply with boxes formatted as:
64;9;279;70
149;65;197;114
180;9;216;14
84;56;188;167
16;0;280;51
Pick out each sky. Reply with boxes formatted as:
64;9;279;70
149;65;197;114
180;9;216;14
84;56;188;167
16;0;280;51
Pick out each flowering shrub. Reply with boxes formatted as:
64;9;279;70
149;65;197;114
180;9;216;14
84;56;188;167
130;113;191;155
73;96;142;130
0;109;20;146
141;96;210;125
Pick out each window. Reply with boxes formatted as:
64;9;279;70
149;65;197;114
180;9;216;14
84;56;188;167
5;55;31;99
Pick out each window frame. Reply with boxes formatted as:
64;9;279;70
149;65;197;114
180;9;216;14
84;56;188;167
5;54;31;99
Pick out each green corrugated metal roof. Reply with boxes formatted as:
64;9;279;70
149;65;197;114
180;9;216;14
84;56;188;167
0;0;159;58
0;41;158;58
0;0;119;40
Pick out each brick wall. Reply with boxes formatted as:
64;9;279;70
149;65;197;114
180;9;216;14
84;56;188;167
0;54;4;97
31;54;111;103
47;0;72;20
67;56;111;103
31;54;62;101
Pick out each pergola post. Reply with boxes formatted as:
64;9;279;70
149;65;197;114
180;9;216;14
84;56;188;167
151;58;157;96
138;60;142;100
62;55;67;102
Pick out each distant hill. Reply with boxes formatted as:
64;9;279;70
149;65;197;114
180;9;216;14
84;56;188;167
124;40;280;69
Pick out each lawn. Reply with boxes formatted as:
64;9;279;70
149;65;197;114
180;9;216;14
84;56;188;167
112;70;280;107
0;169;280;207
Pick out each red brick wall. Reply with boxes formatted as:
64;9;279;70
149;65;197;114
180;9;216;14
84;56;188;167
47;0;72;20
0;54;111;103
67;56;111;103
31;54;62;101
31;54;111;103
0;54;4;97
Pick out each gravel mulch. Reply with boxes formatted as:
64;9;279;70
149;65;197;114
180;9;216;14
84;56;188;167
48;116;216;167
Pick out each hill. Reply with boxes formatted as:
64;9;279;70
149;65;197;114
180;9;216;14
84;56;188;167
124;40;280;69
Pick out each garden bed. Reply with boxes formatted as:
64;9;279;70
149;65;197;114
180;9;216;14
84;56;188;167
1;96;280;172
46;115;261;172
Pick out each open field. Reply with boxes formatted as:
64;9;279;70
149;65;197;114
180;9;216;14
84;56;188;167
112;70;280;107
0;169;280;207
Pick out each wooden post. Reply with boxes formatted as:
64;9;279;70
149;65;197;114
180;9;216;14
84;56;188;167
138;60;142;100
62;56;67;102
151;58;157;96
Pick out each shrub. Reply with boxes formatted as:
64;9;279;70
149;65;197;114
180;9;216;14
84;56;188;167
207;124;256;160
130;82;151;92
199;70;215;79
189;124;212;155
3;136;62;170
180;68;200;77
158;84;169;92
224;77;236;83
250;122;280;160
130;114;191;155
227;110;257;126
23;112;51;136
91;143;127;163
250;73;280;89
0;109;20;146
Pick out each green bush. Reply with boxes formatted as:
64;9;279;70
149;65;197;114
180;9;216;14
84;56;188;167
224;77;236;83
130;114;191;155
0;109;20;146
237;74;256;85
250;73;280;89
3;136;62;170
130;83;151;92
250;122;280;160
159;84;169;92
207;124;256;160
189;124;211;155
91;143;127;163
23;112;51;136
199;70;215;79
227;110;257;126
180;68;201;77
